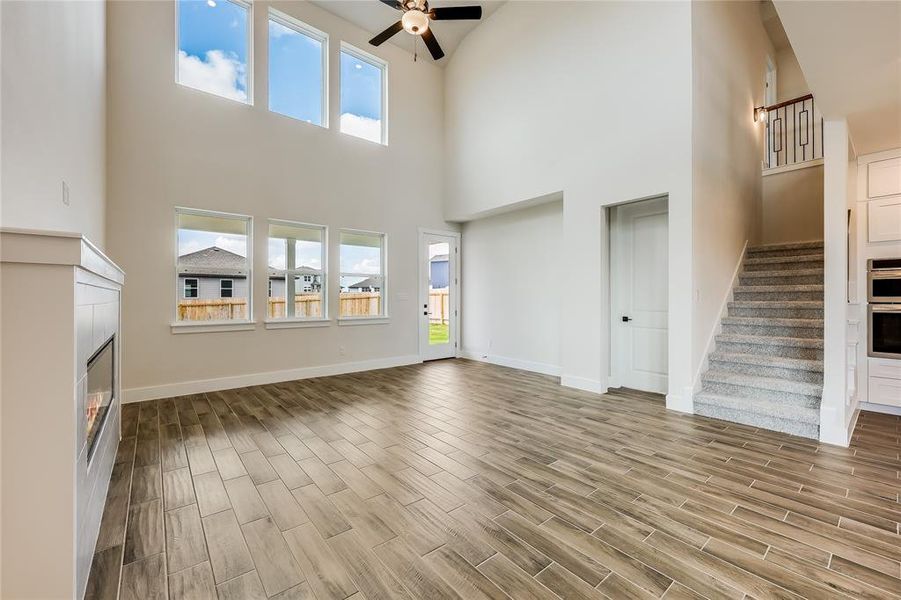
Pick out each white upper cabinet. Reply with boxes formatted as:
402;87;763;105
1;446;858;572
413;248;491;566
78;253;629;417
868;157;901;198
868;195;901;243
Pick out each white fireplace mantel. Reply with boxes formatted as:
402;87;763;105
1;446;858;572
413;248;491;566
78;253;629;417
1;227;124;600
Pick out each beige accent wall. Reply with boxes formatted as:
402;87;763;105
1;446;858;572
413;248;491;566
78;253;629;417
0;1;107;246
760;164;825;245
776;46;810;102
106;1;451;395
461;201;563;374
691;0;772;383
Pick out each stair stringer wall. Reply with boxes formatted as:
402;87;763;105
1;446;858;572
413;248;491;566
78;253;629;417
691;240;750;404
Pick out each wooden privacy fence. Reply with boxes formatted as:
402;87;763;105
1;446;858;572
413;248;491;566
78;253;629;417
338;292;381;317
178;298;248;321
267;294;323;319
429;289;450;324
178;292;382;320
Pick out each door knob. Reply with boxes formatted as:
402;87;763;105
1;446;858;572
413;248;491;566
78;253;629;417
622;316;632;322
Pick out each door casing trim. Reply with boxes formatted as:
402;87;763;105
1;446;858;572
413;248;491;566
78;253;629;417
418;228;461;361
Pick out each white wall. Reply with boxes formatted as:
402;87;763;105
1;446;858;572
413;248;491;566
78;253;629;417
445;1;694;401
691;1;771;385
0;0;107;246
820;119;854;445
106;1;452;398
776;46;809;101
461;201;562;375
760;165;824;245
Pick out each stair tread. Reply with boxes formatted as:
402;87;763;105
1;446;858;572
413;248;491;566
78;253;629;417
721;316;824;328
734;284;823;292
744;254;824;265
694;392;820;424
747;240;824;252
729;300;823;308
702;240;825;438
709;352;824;372
715;333;824;348
703;369;823;396
739;268;823;278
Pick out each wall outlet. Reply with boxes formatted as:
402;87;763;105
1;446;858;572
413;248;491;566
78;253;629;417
62;181;70;206
338;345;346;356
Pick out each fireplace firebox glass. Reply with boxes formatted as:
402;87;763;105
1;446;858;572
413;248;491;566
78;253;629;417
86;336;114;460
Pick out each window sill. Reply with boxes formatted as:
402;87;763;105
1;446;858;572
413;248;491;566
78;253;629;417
171;320;256;334
337;316;390;326
265;318;331;330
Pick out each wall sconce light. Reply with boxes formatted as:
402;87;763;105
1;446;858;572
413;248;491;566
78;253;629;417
753;106;768;123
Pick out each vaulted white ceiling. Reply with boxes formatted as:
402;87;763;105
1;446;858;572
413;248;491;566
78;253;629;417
310;0;505;65
775;0;901;155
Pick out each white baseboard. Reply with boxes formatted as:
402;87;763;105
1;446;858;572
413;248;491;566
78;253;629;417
692;240;749;397
461;349;562;377
818;404;850;447
561;374;606;394
845;406;861;439
666;385;694;413
859;402;901;416
123;354;422;403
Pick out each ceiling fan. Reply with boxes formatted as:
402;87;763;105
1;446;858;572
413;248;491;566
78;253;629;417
369;0;483;61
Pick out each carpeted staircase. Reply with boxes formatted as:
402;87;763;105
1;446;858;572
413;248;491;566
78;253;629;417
694;240;824;439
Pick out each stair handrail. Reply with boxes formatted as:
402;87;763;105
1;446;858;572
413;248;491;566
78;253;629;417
755;93;823;170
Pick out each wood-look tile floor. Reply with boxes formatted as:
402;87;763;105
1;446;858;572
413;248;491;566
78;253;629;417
85;359;901;600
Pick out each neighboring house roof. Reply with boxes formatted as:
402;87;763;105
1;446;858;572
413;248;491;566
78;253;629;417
430;254;449;262
267;266;322;278
178;246;247;276
348;277;381;290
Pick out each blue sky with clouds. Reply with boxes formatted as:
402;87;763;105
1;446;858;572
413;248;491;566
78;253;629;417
340;52;382;122
269;19;323;124
178;0;383;141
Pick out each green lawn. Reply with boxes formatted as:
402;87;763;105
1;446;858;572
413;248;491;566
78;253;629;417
429;323;449;345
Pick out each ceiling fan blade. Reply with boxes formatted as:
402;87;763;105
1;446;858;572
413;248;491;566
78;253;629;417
370;21;404;46
429;6;482;20
421;28;445;60
379;0;403;9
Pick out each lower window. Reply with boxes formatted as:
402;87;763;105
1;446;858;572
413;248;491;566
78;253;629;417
176;208;252;322
267;220;327;320
339;230;385;318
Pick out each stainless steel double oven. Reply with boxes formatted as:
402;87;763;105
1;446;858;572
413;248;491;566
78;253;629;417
868;258;901;359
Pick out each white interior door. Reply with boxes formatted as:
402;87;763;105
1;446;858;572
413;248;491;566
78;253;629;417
611;197;668;394
420;231;458;361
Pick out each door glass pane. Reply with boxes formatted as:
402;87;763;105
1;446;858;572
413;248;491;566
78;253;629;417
428;242;450;345
872;312;901;355
873;278;901;298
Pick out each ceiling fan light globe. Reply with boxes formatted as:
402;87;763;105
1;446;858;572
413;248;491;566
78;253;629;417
402;10;429;35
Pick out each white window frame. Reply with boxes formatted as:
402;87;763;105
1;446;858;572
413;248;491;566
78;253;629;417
267;8;329;128
339;42;388;146
265;219;329;329
175;0;254;105
184;277;199;299
338;228;388;324
219;278;234;298
173;207;254;333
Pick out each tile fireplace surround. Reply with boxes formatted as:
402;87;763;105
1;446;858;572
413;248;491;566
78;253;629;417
0;228;124;599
